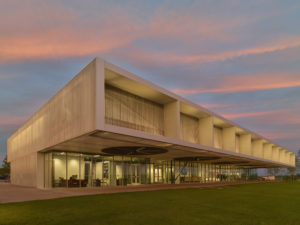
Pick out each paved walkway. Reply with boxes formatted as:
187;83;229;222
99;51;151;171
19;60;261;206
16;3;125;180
0;180;270;204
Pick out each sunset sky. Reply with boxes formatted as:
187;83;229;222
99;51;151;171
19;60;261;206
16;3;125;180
1;0;300;162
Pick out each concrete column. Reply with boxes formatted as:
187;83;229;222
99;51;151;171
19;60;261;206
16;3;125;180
290;153;296;166
222;127;236;152
279;149;285;163
96;57;105;130
198;116;214;147
164;101;180;139
36;152;45;189
239;134;252;156
263;143;273;160
284;150;289;164
272;146;280;162
213;127;222;149
252;140;263;158
236;135;240;153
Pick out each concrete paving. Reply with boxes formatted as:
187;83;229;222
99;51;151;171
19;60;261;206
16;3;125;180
0;180;269;204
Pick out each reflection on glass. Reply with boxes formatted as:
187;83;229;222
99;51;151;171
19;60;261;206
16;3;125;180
67;153;80;187
52;152;66;187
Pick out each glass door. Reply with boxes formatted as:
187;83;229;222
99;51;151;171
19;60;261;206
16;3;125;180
154;165;163;183
131;164;141;184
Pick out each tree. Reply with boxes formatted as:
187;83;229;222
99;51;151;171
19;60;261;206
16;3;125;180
0;156;10;175
2;156;10;169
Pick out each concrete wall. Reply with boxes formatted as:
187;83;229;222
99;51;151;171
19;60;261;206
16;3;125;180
10;153;38;187
239;134;252;156
252;140;263;158
199;116;214;147
272;147;280;161
222;127;236;152
290;153;296;166
214;127;223;149
263;144;273;160
279;149;285;163
236;135;240;153
164;101;180;139
8;59;97;187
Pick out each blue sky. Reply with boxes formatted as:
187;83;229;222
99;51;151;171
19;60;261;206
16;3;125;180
1;0;300;162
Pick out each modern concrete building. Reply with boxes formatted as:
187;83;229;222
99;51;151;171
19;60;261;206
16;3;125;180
7;58;295;188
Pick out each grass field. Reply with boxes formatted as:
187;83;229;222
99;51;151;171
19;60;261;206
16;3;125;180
0;181;299;225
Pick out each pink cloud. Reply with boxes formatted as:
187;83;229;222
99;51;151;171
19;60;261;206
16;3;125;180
152;39;300;64
147;8;229;42
261;132;300;140
199;103;233;109
173;73;300;94
220;109;287;119
0;2;143;62
0;114;28;125
2;1;299;64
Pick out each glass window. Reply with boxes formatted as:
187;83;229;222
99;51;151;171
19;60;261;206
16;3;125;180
52;152;66;187
67;153;80;187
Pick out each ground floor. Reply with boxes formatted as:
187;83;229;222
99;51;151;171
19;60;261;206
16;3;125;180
44;151;258;189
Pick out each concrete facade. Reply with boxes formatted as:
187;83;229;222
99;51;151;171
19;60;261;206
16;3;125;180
7;58;295;188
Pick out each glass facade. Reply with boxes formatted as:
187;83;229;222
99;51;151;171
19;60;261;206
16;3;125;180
44;151;257;188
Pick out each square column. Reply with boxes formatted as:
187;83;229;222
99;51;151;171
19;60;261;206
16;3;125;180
263;143;273;160
164;101;180;139
272;147;280;162
284;150;290;164
239;134;252;156
279;149;285;163
290;153;296;166
222;127;236;152
198;116;214;147
252;140;263;158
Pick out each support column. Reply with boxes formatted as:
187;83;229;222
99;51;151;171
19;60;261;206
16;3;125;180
164;101;180;139
252;140;263;158
36;152;45;189
239;134;252;156
222;127;236;152
279;149;285;163
290;153;296;166
198;116;214;147
272;146;280;162
263;143;273;160
284;150;289;164
96;58;105;130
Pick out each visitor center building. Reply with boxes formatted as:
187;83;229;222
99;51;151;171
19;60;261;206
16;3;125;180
7;58;295;188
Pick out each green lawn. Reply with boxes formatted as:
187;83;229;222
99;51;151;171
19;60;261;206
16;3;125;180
0;182;299;225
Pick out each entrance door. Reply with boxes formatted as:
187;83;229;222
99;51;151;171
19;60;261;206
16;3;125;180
154;165;163;183
131;164;141;184
84;162;92;187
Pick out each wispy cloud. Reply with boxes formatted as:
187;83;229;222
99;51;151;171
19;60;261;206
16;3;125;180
261;132;300;140
0;114;28;125
220;109;287;119
155;38;300;64
2;0;299;65
199;103;233;109
173;73;300;95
